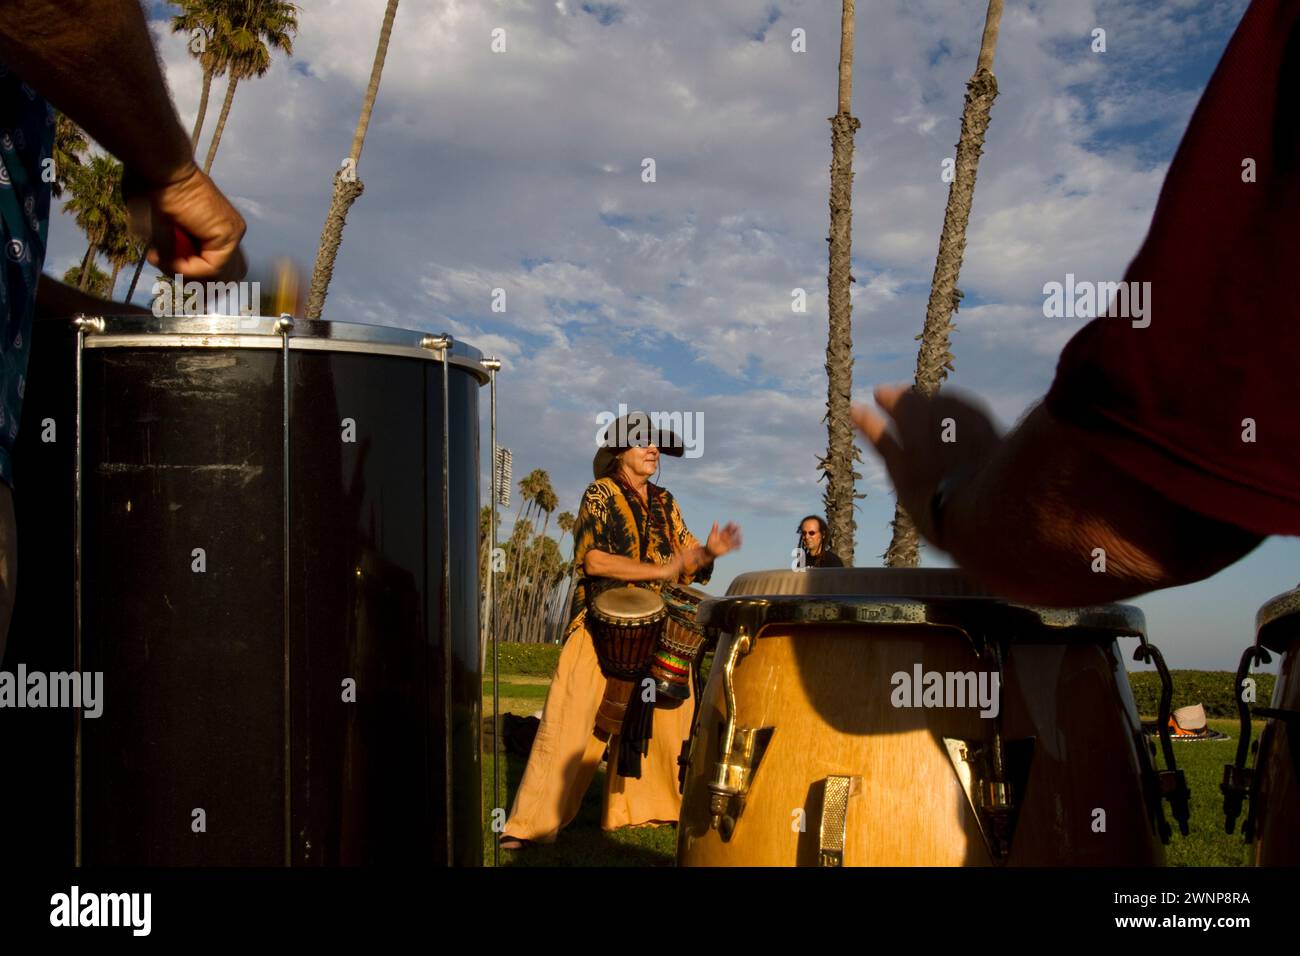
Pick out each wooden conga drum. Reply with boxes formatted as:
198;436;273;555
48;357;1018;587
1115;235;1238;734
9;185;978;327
677;568;1167;867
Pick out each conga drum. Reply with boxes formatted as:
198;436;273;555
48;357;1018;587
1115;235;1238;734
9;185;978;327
588;585;666;737
1;314;488;865
1234;589;1300;865
677;568;1167;866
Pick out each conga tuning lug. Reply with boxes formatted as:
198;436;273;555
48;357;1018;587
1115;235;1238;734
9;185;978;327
707;724;773;840
275;315;295;333
944;735;1035;863
421;334;453;351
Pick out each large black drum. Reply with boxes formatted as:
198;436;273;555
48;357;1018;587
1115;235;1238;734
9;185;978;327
1;314;486;865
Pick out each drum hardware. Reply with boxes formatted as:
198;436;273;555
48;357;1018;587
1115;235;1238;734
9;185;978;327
943;736;1036;863
428;333;454;863
705;625;775;839
816;775;861;867
481;356;502;868
939;640;1034;863
1132;635;1190;842
1222;643;1271;836
71;314;103;867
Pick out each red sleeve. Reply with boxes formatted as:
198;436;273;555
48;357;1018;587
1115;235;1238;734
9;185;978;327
1045;0;1300;536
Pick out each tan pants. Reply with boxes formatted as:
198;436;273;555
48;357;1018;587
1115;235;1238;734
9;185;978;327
502;616;695;843
0;483;15;663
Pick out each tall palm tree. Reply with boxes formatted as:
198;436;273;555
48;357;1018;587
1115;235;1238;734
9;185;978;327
64;155;124;291
103;212;144;299
203;0;298;174
171;0;235;147
821;0;862;566
305;0;400;319
51;112;88;199
884;0;1005;567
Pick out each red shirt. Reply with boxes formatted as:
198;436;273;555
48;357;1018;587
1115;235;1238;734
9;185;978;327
1045;0;1300;535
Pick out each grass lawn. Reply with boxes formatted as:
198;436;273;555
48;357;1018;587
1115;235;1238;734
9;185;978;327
481;673;1264;867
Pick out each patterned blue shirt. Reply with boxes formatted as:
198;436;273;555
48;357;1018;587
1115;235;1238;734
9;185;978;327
0;63;52;488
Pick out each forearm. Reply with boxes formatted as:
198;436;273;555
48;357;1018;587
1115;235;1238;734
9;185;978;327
679;543;712;579
942;405;1262;606
0;0;192;185
35;274;149;319
584;550;671;583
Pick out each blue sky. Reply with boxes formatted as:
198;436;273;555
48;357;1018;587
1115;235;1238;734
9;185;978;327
45;0;1295;669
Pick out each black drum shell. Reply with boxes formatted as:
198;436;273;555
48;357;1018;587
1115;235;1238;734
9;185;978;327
1;318;483;866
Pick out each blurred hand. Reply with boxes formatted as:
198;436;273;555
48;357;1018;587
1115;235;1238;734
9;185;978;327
705;521;742;559
852;385;1002;541
125;163;246;281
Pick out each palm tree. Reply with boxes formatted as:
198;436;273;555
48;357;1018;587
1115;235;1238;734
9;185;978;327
64;154;124;291
103;212;144;299
884;0;1005;567
51;112;88;199
63;262;110;298
305;0;400;319
171;0;234;147
821;0;863;566
203;0;298;175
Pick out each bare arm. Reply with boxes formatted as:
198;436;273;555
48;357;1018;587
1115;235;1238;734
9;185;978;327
856;389;1262;607
0;1;246;280
0;0;192;187
584;549;681;583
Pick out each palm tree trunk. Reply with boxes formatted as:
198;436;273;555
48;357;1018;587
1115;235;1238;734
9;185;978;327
78;241;97;291
108;261;123;299
192;65;214;147
203;75;240;175
126;252;147;302
884;0;1004;567
305;0;400;320
822;0;861;566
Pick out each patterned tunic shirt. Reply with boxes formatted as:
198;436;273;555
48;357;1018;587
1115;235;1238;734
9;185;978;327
567;476;711;631
0;63;53;488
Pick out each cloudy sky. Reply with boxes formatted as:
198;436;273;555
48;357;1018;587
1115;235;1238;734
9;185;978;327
46;0;1296;669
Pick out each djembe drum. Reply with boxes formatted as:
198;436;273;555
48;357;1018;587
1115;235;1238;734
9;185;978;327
678;568;1178;867
588;586;666;737
649;584;710;703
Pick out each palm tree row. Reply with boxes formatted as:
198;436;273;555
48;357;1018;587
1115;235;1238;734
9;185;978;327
481;468;579;646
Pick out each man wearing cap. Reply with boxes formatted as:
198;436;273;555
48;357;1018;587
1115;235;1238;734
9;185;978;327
500;411;741;849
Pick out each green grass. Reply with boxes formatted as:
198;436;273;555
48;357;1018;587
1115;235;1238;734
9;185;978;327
1160;718;1258;867
479;664;1267;867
